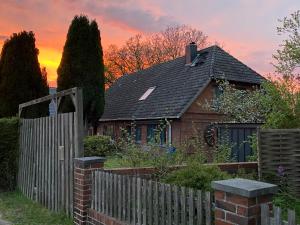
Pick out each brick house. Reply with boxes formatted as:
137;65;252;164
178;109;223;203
98;43;264;159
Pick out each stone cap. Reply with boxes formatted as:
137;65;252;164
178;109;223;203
74;156;106;167
212;178;278;198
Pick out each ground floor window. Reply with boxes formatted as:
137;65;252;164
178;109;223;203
147;124;166;145
135;126;142;143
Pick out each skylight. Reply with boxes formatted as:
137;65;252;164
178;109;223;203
139;87;156;101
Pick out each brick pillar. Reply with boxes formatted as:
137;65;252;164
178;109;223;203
212;178;277;225
74;157;106;225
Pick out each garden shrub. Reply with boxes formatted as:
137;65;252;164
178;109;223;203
163;163;231;191
0;117;19;191
84;135;116;157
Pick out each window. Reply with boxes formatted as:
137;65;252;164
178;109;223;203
147;124;166;145
126;126;132;136
135;126;142;144
103;125;114;138
139;87;156;101
214;86;223;99
147;124;156;143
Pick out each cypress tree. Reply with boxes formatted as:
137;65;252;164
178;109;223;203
57;15;105;132
0;31;49;118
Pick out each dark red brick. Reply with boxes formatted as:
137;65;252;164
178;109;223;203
215;200;236;213
226;193;256;206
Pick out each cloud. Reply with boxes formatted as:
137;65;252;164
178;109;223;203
0;35;8;41
84;1;177;33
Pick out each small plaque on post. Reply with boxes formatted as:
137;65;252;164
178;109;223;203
59;146;64;161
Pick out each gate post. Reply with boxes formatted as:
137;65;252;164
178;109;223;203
73;157;106;225
212;178;277;225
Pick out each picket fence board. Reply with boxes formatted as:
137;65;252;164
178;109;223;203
92;171;212;225
261;204;298;225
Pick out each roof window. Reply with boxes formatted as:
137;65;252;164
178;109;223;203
139;87;156;101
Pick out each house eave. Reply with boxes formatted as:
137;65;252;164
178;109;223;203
99;115;180;122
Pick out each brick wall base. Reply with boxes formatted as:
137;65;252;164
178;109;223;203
215;190;273;225
87;209;128;225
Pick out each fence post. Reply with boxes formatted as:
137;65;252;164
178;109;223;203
73;157;106;225
212;178;277;225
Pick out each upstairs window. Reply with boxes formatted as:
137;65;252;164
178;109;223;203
139;87;156;101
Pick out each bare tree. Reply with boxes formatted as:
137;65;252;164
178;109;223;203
104;25;208;84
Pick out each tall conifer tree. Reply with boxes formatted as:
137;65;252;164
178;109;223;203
0;31;49;117
57;15;105;132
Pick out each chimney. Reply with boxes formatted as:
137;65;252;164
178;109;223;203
185;42;197;64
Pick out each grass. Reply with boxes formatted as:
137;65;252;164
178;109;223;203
104;155;152;169
104;155;126;168
0;191;73;225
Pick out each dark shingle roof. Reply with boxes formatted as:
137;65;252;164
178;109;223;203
100;45;264;121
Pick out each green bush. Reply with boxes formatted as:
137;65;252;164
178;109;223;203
84;135;116;157
163;163;231;191
0;117;19;191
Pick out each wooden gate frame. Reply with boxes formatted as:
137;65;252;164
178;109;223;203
18;87;84;156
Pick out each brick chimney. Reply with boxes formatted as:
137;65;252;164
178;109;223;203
185;42;197;64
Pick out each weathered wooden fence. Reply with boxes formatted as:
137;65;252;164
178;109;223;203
91;170;212;225
261;204;299;225
17;88;84;215
258;129;300;198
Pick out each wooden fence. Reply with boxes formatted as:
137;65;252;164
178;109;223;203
17;88;84;215
261;204;299;225
91;170;212;225
258;129;300;198
18;113;76;215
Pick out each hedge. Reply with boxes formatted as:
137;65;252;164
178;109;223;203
84;135;116;157
0;117;19;191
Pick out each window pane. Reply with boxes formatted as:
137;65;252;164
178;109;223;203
135;126;142;143
147;124;156;143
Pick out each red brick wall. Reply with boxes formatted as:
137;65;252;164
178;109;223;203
214;190;273;225
103;162;258;177
74;157;105;225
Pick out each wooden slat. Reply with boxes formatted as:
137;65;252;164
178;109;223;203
137;178;142;225
166;184;172;225
274;206;282;225
174;185;179;225
205;192;211;225
132;176;136;224
142;179;147;225
288;209;296;225
261;204;270;225
189;188;194;225
154;182;159;225
181;186;186;225
148;180;153;225
196;190;202;225
160;183;166;224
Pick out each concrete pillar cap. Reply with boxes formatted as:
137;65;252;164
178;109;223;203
212;178;278;198
74;156;106;167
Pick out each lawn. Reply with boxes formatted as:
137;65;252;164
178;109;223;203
104;155;152;168
0;191;73;225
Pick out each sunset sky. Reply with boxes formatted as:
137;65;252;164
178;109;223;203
0;0;299;87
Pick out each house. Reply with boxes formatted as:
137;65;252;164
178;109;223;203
98;43;264;159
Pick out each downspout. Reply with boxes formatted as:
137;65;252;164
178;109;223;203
168;122;172;146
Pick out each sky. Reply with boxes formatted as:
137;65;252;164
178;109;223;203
0;0;299;87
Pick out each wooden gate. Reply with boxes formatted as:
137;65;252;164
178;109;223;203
17;88;84;215
217;123;261;162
